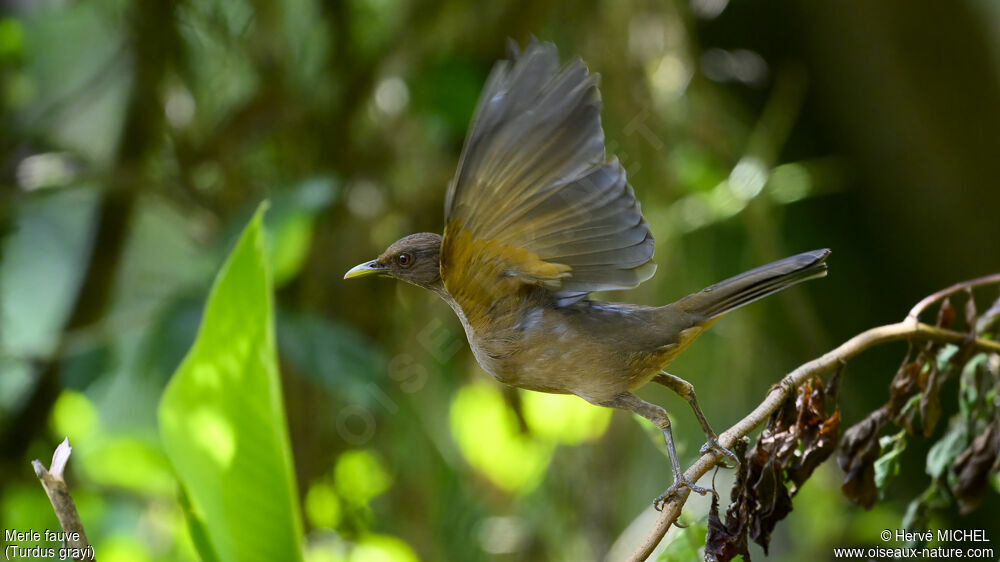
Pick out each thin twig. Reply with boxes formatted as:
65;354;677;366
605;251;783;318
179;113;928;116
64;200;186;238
32;438;94;561
628;316;1000;561
908;272;1000;320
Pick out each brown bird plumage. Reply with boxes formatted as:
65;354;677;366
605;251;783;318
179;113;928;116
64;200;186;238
345;40;830;506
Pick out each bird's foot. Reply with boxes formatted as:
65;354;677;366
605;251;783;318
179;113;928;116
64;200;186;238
653;475;718;511
699;437;739;469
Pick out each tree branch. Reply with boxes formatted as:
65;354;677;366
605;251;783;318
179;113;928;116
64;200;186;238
629;277;1000;561
32;438;93;561
908;272;1000;320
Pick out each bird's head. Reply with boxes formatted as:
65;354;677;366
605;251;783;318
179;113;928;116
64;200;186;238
343;232;443;290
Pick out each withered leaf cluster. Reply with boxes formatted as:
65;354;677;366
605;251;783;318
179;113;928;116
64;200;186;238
838;293;1000;517
951;417;999;514
706;373;841;561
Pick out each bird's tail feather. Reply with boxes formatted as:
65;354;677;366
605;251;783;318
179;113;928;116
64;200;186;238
673;249;830;319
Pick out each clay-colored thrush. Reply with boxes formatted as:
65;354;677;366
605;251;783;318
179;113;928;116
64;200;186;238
345;41;829;507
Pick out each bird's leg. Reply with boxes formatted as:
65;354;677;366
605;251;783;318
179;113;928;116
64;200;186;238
653;372;738;469
602;392;717;510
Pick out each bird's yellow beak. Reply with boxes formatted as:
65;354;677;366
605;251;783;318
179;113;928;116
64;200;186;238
344;259;388;279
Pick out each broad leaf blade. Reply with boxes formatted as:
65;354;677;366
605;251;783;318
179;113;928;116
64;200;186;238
158;203;303;562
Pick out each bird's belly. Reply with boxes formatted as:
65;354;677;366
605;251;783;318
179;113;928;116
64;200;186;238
473;333;667;405
459;302;692;405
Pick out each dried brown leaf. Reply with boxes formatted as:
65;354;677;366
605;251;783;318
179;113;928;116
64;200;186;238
937;297;955;329
743;396;801;553
838;407;889;508
725;374;844;553
706;496;750;562
951;422;1000;515
964;289;978;334
791;411;840;495
789;373;841;494
824;367;842;403
747;451;792;554
888;359;921;420
705;440;751;562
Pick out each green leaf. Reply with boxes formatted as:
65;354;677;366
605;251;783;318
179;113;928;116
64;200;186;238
874;430;907;491
656;516;707;561
179;487;221;562
926;423;968;479
903;481;950;531
958;354;988;418
934;343;959;372
901;497;925;531
158;202;304;562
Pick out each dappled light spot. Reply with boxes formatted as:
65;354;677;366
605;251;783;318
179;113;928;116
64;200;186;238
374;76;409;116
701;48;768;86
691;0;729;19
650;54;692;102
189;364;221;389
349;533;419;562
671;194;712;232
50;390;98;443
670;182;748;232
768;162;812;203
334;449;392;505
521;391;612;444
15;152;78;191
222;337;252;376
188;407;236;469
305;481;342;529
728;156;768;201
346;179;386;219
449;382;553;493
165;86;195;128
477;515;530;555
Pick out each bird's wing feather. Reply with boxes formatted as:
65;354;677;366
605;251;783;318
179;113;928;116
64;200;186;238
441;40;655;310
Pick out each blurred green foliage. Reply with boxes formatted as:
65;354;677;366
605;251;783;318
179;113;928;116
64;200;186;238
2;0;999;560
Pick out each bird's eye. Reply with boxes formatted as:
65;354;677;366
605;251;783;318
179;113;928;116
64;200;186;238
396;253;413;267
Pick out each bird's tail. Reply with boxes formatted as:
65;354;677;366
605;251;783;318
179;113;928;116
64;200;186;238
671;249;830;320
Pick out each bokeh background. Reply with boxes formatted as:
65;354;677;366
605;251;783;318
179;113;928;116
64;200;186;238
2;0;1000;560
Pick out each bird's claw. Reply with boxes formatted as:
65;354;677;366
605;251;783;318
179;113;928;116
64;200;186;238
699;437;739;469
653;476;718;511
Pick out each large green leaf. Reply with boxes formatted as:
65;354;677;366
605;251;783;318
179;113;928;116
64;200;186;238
158;202;303;562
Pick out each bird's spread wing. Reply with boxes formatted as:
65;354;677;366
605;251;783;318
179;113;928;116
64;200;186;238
441;40;655;313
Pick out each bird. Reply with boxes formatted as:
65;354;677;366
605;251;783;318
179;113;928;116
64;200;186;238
344;39;829;508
